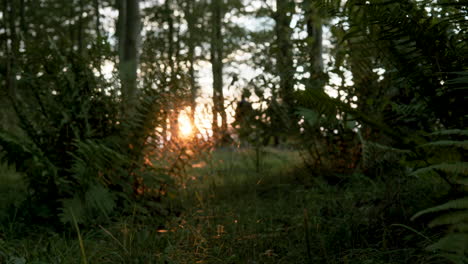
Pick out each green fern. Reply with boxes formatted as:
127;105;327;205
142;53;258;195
357;131;410;175
411;163;468;177
411;128;468;263
59;184;116;225
59;195;87;224
426;233;468;257
0;159;27;223
84;185;116;220
430;129;468;137
419;140;468;150
412;198;468;220
428;211;468;228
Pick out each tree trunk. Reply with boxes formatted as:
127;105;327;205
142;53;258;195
117;0;140;117
185;0;198;131
78;0;84;55
167;0;180;140
19;0;26;34
304;0;324;90
6;0;18;103
274;0;295;114
210;0;227;140
93;0;101;40
69;0;75;50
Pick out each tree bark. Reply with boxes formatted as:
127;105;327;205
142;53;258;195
274;0;295;114
93;0;101;40
304;0;324;90
78;0;84;55
19;0;26;34
210;0;227;140
185;0;198;131
117;0;140;117
6;0;18;103
165;0;179;140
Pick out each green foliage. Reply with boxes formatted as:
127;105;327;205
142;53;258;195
295;1;467;260
2;148;444;263
295;89;362;175
0;159;27;223
59;185;117;225
411;163;468;177
0;38;172;226
410;129;468;263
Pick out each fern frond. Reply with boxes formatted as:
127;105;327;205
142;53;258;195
428;211;468;228
426;233;468;255
411;162;468;177
59;195;86;224
69;139;127;185
412;197;468;220
435;253;468;264
363;141;410;154
419;140;468;150
455;178;468;187
430;129;468;137
455;223;468;233
0;130;35;166
446;72;468;86
84;185;116;219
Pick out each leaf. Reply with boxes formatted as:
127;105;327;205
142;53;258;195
455;177;468;186
412;197;468;220
430;129;468;137
435;253;468;264
59;195;86;224
429;211;468;228
296;107;320;127
411;162;468;177
85;184;116;219
426;233;468;255
419;140;468;150
8;256;26;264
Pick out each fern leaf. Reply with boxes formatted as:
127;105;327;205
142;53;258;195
436;252;468;264
455;177;468;186
364;141;410;154
430;129;468;137
454;223;468;233
411;162;468;177
412;197;468;220
0;130;34;167
428;211;468;228
59;195;86;224
419;140;468;150
85;184;116;218
426;233;468;255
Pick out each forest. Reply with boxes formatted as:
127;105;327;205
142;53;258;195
0;0;467;263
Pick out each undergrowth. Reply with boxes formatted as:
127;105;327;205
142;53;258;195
0;147;451;264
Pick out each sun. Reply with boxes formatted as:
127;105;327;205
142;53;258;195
178;108;193;138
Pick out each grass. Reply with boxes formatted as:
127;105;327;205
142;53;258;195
0;147;451;263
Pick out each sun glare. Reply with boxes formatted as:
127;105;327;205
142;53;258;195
178;109;193;138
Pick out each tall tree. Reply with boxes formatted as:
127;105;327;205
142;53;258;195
210;0;228;140
117;0;141;117
303;0;324;90
273;0;295;116
1;0;19;132
184;0;198;130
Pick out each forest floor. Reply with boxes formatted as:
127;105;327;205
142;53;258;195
1;147;447;264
